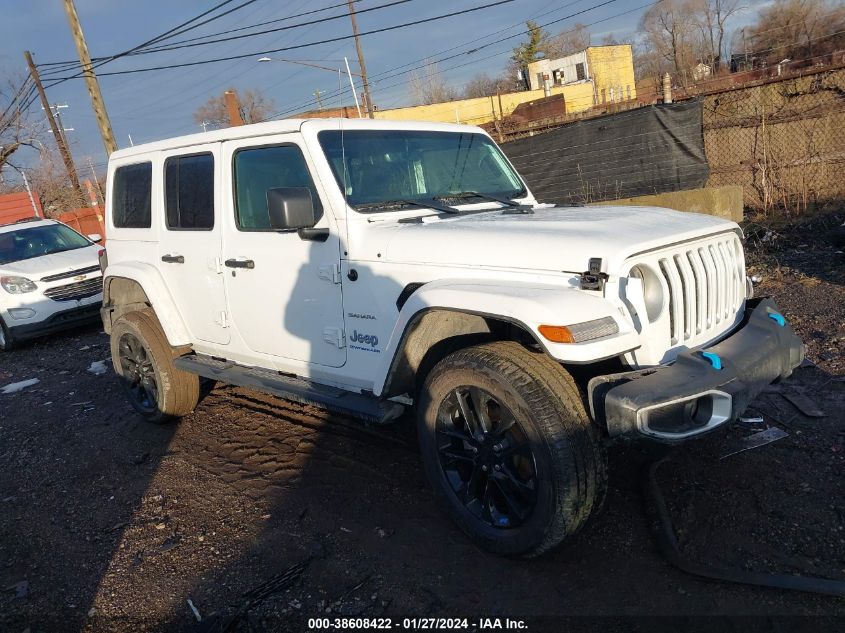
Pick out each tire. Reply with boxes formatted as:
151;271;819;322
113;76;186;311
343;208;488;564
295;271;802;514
417;341;607;557
110;309;199;423
0;316;13;352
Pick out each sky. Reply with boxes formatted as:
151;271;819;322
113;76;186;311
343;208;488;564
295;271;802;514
0;0;761;173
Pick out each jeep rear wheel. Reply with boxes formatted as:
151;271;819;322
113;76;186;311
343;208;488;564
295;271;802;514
417;341;607;557
110;309;199;423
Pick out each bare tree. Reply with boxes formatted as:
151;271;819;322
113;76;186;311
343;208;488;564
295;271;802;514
543;23;592;59
25;151;87;216
1;72;45;173
640;0;698;79
747;0;845;64
462;73;501;99
193;88;276;129
690;0;743;69
408;60;458;105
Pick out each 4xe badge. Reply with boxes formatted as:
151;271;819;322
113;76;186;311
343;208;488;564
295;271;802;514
349;330;378;348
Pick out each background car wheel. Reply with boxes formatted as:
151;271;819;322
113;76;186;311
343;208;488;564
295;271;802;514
110;309;199;423
417;341;607;557
0;316;13;352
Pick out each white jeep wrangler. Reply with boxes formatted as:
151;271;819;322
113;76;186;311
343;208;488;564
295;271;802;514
101;119;803;556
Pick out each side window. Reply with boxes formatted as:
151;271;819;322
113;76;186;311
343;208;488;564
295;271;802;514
165;153;214;230
112;162;152;228
233;145;323;231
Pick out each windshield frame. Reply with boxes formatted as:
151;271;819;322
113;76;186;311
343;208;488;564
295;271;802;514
0;223;93;266
317;129;528;214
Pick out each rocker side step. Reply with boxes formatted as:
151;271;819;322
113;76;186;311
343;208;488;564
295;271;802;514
174;354;405;424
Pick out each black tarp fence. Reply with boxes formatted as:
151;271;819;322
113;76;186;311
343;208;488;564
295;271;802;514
500;99;709;205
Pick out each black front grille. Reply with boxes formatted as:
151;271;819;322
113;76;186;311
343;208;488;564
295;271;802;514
41;265;101;283
43;277;102;302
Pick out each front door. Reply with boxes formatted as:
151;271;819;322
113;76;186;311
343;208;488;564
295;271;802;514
221;137;345;368
157;144;230;345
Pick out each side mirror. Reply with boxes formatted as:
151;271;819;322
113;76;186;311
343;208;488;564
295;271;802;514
87;233;103;243
266;187;316;231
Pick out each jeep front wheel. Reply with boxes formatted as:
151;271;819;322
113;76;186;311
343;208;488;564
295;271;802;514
110;309;199;423
417;341;607;557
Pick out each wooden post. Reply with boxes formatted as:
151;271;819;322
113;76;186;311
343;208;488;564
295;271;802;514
23;50;81;193
62;0;118;156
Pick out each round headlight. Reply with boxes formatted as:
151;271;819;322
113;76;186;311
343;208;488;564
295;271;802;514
629;265;664;323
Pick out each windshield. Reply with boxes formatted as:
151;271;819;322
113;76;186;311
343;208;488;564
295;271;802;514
0;224;91;265
318;130;526;209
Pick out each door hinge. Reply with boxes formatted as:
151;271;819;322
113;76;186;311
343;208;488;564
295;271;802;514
318;263;342;284
217;311;229;328
214;256;224;274
323;326;345;348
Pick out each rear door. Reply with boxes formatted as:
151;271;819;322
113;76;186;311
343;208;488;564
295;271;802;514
157;143;230;345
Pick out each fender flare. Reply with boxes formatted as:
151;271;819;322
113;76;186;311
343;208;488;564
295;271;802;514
103;262;191;347
373;279;640;397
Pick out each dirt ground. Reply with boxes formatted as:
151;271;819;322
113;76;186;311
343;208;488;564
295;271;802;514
1;213;844;632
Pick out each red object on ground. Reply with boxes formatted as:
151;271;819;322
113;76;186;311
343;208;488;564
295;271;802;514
0;191;43;225
58;206;106;244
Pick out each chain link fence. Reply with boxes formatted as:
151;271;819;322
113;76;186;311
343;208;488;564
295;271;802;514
703;66;845;213
497;64;845;214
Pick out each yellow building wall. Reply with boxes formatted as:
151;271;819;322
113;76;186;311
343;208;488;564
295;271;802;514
373;82;596;126
556;81;596;114
586;45;637;103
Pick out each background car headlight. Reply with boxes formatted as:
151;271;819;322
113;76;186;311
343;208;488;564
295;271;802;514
1;276;38;294
628;265;664;323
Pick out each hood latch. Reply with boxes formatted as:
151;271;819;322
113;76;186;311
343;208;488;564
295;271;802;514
580;257;608;291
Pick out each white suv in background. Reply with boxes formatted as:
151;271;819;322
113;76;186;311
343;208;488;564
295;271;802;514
0;218;103;351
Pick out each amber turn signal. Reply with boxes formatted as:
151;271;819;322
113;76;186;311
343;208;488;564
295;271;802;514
538;325;575;343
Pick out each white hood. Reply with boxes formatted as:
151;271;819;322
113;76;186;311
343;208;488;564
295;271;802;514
369;205;737;274
0;245;100;279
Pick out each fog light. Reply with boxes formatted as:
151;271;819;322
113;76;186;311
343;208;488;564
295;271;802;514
8;308;36;320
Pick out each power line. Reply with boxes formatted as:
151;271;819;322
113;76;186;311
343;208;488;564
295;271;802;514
262;0;630;120
110;1;343;124
43;0;516;84
0;76;35;123
123;0;371;56
133;0;415;56
41;0;263;85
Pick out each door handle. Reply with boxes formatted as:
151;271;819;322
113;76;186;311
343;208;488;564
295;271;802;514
161;254;185;264
224;258;255;269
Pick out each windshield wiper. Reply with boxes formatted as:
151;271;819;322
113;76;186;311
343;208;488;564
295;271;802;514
434;191;522;207
434;191;534;215
355;198;459;214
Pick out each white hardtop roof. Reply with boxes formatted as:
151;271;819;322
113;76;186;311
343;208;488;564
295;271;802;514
0;218;56;234
110;118;488;161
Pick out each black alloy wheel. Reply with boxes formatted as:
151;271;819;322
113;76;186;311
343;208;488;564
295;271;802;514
436;386;538;529
117;332;159;414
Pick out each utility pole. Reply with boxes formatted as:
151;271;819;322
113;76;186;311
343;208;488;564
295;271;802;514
49;104;74;155
346;0;374;118
62;0;118;156
87;156;104;202
24;50;81;193
314;90;325;111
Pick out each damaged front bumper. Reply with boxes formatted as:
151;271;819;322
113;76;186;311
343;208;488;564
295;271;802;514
589;298;804;442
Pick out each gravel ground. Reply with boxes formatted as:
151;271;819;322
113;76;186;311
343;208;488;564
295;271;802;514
1;214;843;632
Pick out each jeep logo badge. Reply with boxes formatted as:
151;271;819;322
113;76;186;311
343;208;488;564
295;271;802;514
350;330;378;347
